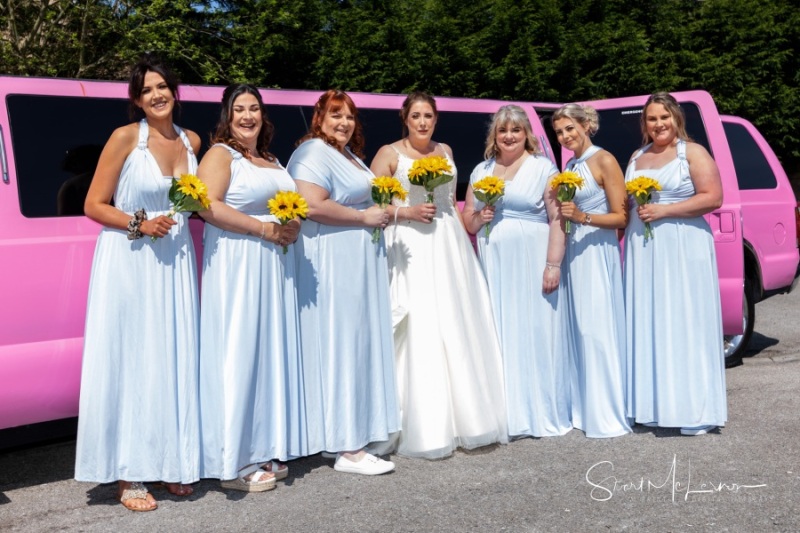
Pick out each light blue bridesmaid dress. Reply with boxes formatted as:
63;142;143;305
75;120;200;484
287;138;399;454
624;140;727;428
563;145;631;438
473;155;572;438
199;145;307;481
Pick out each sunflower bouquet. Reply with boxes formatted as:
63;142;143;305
371;176;408;243
626;176;662;241
152;173;211;241
472;175;505;237
550;171;585;234
268;190;309;253
407;155;454;203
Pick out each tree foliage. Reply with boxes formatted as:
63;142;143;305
1;0;798;173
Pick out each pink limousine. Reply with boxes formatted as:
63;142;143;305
0;77;797;439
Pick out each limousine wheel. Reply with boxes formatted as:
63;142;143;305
724;277;755;368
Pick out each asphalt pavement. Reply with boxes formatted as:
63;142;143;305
1;288;799;532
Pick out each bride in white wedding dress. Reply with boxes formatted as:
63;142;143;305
369;92;508;459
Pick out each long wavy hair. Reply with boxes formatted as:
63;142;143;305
484;105;541;160
211;83;275;161
298;90;365;158
127;53;181;121
640;92;692;145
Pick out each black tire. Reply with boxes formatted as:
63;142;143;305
724;276;755;368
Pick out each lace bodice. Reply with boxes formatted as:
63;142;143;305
391;146;457;213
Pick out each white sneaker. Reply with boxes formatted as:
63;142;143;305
333;453;395;475
680;425;715;436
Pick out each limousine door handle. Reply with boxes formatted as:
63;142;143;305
0;124;8;184
711;211;736;242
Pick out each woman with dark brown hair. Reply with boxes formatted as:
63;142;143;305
287;90;398;475
369;92;507;459
75;54;200;511
197;84;305;491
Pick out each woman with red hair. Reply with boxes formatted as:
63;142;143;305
287;90;398;475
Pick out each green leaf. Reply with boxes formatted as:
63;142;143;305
425;173;454;191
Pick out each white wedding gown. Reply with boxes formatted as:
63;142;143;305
375;145;508;459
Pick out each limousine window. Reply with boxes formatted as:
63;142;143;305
9;94;493;218
9;95;219;218
592;103;710;170
357;108;492;201
537;102;710;172
722;121;778;190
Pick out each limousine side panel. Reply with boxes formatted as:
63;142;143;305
570;91;745;336
0;75;552;431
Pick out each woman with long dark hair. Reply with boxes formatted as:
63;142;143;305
197;84;306;491
369;92;507;459
75;54;201;511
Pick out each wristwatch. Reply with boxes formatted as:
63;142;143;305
583;213;592;226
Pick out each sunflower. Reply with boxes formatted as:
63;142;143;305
473;175;505;197
625;176;662;241
269;191;299;223
286;191;310;220
408;156;452;183
472;175;506;238
176;173;208;201
550;170;584;191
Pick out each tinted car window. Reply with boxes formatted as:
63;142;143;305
9;95;493;218
8;95;220;218
594;104;710;169
359;108;492;201
723;121;777;190
537;103;710;171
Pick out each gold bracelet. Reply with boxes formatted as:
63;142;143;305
545;262;561;272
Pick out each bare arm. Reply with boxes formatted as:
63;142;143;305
84;123;175;238
369;144;398;178
295;180;388;228
197;146;297;245
543;175;566;294
461;185;495;235
637;142;723;222
559;151;628;229
185;129;202;158
370;143;435;224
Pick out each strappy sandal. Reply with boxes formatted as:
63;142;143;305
220;468;276;492
119;482;157;512
259;460;289;481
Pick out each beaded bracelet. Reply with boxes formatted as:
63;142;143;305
126;208;147;240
